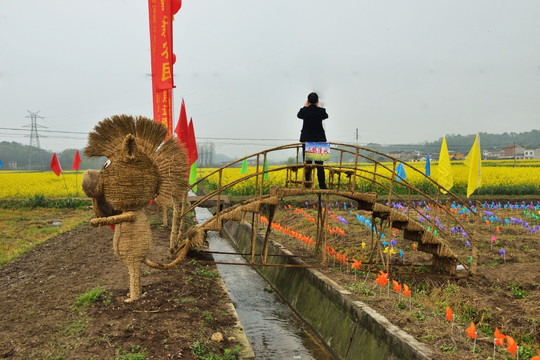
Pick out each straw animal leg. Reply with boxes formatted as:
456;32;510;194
125;260;143;302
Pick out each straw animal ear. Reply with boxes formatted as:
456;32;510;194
123;134;137;158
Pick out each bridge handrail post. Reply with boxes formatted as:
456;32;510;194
352;147;359;191
216;170;222;221
260;152;267;199
387;160;397;206
254;154;260;196
371;163;377;192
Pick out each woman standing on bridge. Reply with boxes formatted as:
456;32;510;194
297;92;328;189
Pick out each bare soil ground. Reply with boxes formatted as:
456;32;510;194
2;197;539;360
265;197;540;360
0;209;242;360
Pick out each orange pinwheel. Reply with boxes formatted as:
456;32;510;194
374;271;389;288
445;307;453;322
392;280;401;293
465;322;477;339
351;259;362;270
530;353;540;360
336;253;341;262
402;284;411;298
506;335;517;357
494;327;505;346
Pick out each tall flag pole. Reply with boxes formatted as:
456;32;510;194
464;133;481;198
437;136;453;193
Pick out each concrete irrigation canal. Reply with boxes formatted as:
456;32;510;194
196;207;435;360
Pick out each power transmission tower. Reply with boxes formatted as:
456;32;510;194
23;110;46;170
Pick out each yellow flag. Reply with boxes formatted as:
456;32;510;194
437;136;453;193
464;134;481;198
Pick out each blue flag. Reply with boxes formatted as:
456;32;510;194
0;158;2;169
425;154;431;177
396;162;407;182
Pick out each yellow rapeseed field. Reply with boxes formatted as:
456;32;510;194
0;171;83;198
0;159;539;198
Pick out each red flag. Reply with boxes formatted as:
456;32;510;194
50;153;62;176
465;322;477;339
73;150;81;171
392;280;401;294
152;88;173;136
402;284;411;298
494;328;505;346
374;271;388;288
148;0;173;92
445;307;453;322
148;0;174;135
506;336;517;357
174;99;189;148
187;118;198;165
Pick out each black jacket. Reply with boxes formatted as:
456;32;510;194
297;105;328;142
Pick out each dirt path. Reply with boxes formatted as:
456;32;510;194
0;220;242;359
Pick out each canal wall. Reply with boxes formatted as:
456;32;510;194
221;220;435;360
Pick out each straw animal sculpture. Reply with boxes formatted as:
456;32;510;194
82;115;189;302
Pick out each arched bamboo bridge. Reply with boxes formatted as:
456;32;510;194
170;143;480;276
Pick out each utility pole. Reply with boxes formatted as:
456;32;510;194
356;128;359;146
24;110;46;170
512;132;516;168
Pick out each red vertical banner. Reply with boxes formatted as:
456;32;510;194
149;0;174;136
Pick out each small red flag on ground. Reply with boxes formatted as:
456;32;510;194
466;322;477;339
445;307;453;322
392;280;401;294
402;284;411;298
506;336;518;357
50;153;62;176
73;150;81;171
374;271;389;288
494;328;505;346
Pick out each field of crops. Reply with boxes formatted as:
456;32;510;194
0;171;84;198
198;159;540;197
0;159;539;198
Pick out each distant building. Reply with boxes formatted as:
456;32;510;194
449;151;464;161
387;151;417;162
503;144;525;158
524;148;540;159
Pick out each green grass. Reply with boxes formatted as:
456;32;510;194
113;345;148;360
0;207;92;267
72;287;105;310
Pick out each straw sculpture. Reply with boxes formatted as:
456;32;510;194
82;115;189;302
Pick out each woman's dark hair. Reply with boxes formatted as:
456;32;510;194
307;92;319;104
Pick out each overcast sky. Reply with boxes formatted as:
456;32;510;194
1;0;540;158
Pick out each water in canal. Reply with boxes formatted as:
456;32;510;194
195;208;334;360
